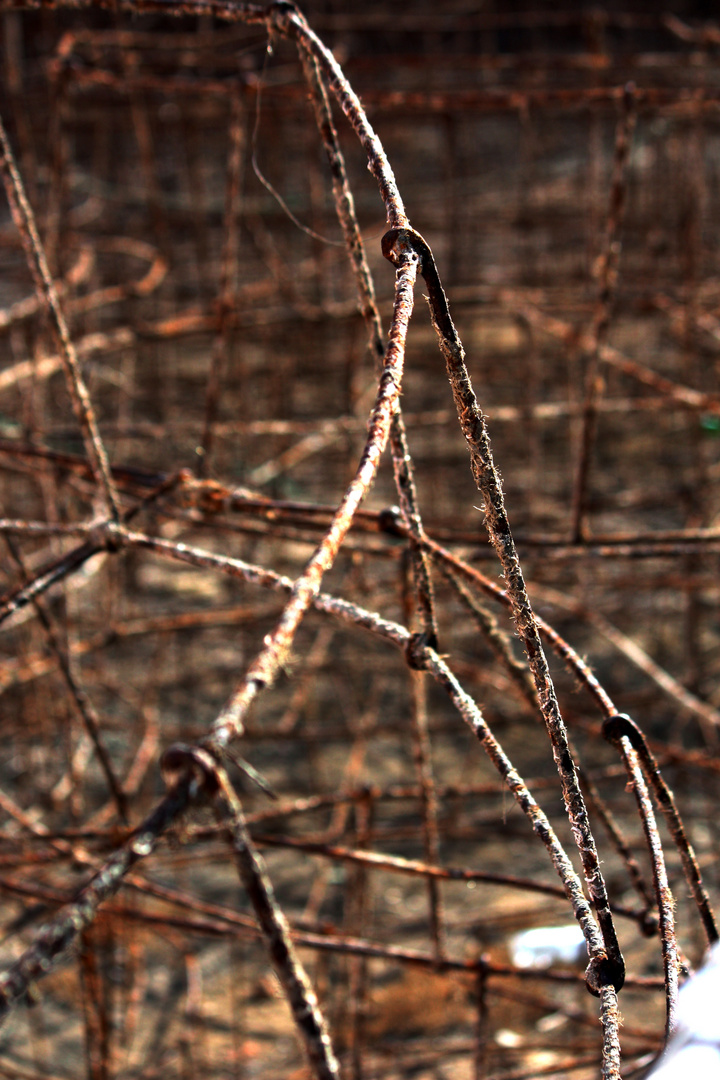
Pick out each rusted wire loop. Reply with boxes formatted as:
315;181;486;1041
377;504;406;537
381;227;431;271
585;953;626;995
160;743;222;798
602;711;645;750
603;712;718;948
381;226;455;340
405;630;437;669
100;518;125;555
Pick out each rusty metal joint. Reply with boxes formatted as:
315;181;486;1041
602;711;644;752
585;953;626;995
160;742;222;799
405;630;438;670
381;227;427;272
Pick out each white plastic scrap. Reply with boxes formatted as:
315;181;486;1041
650;942;720;1078
510;924;587;970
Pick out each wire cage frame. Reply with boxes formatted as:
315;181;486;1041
0;3;719;1078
